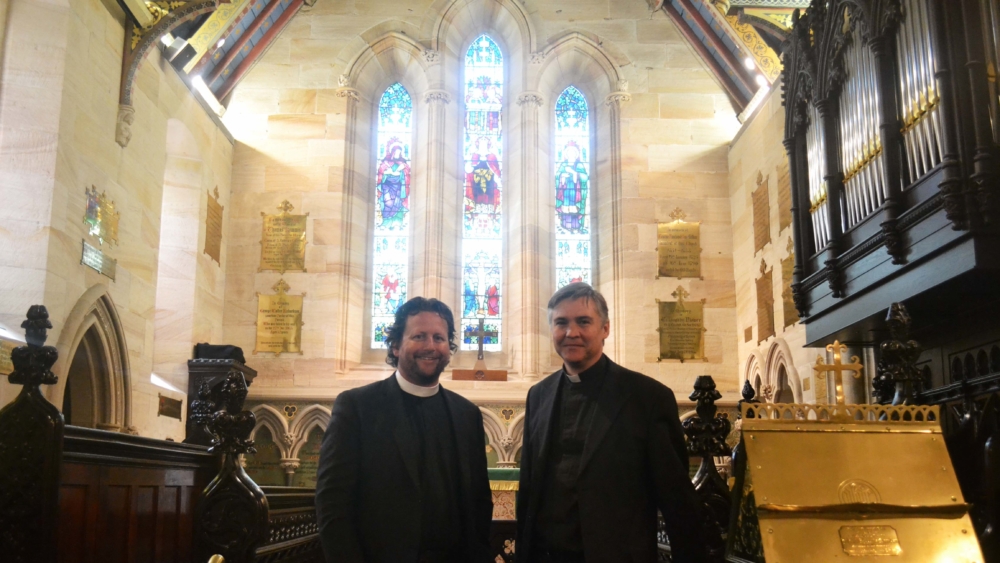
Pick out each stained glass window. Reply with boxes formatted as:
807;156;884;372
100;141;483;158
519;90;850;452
461;35;503;351
554;86;592;287
371;83;412;347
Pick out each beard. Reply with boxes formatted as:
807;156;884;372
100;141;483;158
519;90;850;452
396;352;450;386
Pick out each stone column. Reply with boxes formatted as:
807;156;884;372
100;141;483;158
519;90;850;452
280;458;300;487
603;91;630;360
421;90;451;300
335;85;361;373
515;92;544;380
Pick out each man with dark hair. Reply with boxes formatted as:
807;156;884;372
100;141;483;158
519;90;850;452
316;297;493;563
517;282;713;563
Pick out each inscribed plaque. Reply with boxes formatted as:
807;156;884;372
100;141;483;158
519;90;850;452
0;339;15;376
781;245;799;327
204;187;223;264
157;394;183;420
83;186;120;247
295;427;323;488
255;279;304;356
756;259;775;344
260;200;308;274
657;209;701;278
657;286;706;362
752;173;771;253
81;240;117;280
777;162;793;232
245;426;285;486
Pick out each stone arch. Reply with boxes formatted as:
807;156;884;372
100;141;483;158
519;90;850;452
426;0;537;58
480;407;510;464
289;404;331;458
533;31;628;96
251;404;292;458
507;411;526;464
53;286;132;431
342;31;434;95
744;350;764;400
764;339;803;403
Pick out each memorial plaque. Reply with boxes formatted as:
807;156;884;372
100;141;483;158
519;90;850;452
157;394;183;420
657;286;706;362
255;278;304;356
777;161;793;232
0;339;15;376
245;426;285;486
756;259;775;344
295;427;323;488
204;187;223;265
752;172;771;254
83;186;120;247
657;208;701;279
781;239;800;327
81;240;117;280
260;200;308;274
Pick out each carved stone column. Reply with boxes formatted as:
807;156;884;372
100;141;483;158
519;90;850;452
603;91;630;359
515;92;543;380
279;458;300;486
421;90;451;300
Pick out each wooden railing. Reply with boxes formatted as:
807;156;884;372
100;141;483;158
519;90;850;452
0;305;321;563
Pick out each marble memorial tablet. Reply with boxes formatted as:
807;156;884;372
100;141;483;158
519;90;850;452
81;240;117;280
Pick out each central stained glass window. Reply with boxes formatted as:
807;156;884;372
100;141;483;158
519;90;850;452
554;86;592;287
371;83;412;347
461;35;503;351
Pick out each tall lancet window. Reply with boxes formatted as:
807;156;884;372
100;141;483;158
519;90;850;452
554;86;592;287
461;35;503;351
371;83;412;347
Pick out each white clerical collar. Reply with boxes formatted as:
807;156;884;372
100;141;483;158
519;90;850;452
395;371;440;397
564;372;582;383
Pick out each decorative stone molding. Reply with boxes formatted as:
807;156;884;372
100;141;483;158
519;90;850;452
604;92;632;107
529;51;546;64
422;49;441;63
279;458;300;474
337;73;351;87
424;90;452;104
617;79;629;93
516;92;544;107
336;88;361;102
282;432;296;446
115;105;135;148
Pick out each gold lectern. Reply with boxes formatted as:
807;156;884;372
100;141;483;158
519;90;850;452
728;344;984;562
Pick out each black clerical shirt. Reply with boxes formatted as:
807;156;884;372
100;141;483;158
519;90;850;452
534;355;609;554
400;390;463;556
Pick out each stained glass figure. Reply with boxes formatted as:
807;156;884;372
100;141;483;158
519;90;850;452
461;35;504;352
554;86;592;288
371;83;412;347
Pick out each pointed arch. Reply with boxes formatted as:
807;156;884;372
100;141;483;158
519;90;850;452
765;340;803;403
480;407;508;462
53;285;132;431
342;30;434;95
533;31;628;96
744;349;765;400
507;411;526;463
553;85;593;287
289;404;331;458
426;0;536;56
251;404;292;458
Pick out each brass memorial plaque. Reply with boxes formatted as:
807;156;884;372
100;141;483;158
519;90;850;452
657;286;706;362
158;394;183;420
781;239;799;327
777;162;793;233
839;525;903;556
204;187;223;265
260;200;308;274
255;279;304;356
81;240;117;280
756;259;775;344
753;172;771;254
657;208;701;279
83;186;120;247
0;339;15;376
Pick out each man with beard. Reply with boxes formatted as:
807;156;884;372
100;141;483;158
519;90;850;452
316;297;493;563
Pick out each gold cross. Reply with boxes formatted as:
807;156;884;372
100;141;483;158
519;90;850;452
277;200;295;214
813;340;863;407
669;207;687;222
671;286;689;305
272;278;291;294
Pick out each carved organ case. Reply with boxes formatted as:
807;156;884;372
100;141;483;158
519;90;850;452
783;0;1000;347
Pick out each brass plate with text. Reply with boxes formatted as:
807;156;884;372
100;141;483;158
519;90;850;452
753;173;771;253
777;162;793;233
81;240;117;280
839;526;902;556
204;187;223;264
260;200;308;274
0;339;15;376
756;259;775;343
657;287;705;362
657;220;701;279
158;394;183;420
255;279;304;356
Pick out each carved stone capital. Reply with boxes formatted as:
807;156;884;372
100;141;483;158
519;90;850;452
604;92;632;107
337;73;351;88
422;49;441;64
617;79;629;93
116;105;135;148
424;90;451;104
279;458;300;473
282;432;295;446
336;88;361;102
516;92;543;107
529;51;546;64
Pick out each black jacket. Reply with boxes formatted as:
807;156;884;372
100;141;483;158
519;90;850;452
315;375;494;563
516;357;710;562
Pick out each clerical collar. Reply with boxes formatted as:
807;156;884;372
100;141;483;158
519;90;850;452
563;355;609;385
395;371;440;397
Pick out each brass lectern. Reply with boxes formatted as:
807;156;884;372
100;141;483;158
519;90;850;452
727;400;984;562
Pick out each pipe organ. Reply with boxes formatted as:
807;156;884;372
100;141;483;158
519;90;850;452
896;0;943;182
840;33;886;230
806;104;830;251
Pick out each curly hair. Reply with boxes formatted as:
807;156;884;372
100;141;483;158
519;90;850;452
383;297;459;367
